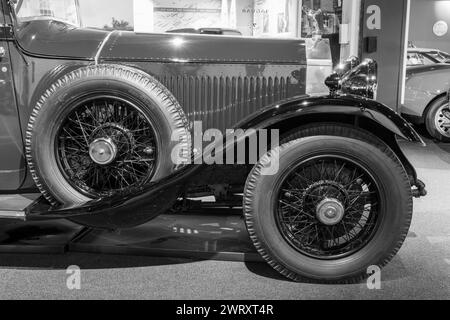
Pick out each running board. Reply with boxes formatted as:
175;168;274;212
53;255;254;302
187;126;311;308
0;194;42;221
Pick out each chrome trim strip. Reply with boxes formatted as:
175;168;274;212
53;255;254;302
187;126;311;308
94;31;114;65
0;169;25;174
0;211;26;220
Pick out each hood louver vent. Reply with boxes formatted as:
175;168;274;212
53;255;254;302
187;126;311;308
159;75;293;131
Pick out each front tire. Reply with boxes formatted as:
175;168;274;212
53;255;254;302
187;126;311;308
244;135;413;283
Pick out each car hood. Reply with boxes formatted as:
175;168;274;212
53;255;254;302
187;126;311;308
98;31;306;64
16;20;307;65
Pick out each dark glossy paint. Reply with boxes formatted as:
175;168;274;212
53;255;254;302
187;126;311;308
97;32;308;131
15;20;107;60
14;20;307;65
9;53;91;191
0;0;25;190
98;31;306;65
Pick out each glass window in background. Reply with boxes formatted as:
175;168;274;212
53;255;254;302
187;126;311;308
301;0;342;66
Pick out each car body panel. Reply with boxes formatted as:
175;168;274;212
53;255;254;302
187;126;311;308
98;31;306;65
124;61;306;131
15;21;307;65
15;20;107;60
403;63;450;120
0;0;26;190
7;46;90;190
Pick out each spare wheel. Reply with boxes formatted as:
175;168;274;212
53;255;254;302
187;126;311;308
26;64;191;205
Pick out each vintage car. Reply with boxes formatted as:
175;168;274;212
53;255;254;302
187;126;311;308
402;61;450;141
0;0;427;283
407;47;450;66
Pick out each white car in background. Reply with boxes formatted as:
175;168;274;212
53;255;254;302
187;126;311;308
407;48;450;66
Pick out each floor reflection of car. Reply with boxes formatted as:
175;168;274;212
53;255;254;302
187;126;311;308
167;28;242;36
402;50;450;141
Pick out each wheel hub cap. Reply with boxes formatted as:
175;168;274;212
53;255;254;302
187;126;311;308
316;198;345;226
89;138;117;165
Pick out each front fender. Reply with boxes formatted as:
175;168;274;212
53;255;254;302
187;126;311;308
235;94;426;199
237;94;425;145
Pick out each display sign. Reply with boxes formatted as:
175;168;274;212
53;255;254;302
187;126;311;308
366;5;381;30
433;20;448;37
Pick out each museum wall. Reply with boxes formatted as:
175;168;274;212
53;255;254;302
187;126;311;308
409;0;450;53
76;0;344;39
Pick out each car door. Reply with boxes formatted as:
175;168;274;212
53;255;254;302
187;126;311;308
0;1;26;190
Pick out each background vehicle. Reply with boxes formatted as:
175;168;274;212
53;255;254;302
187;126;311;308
402;62;450;141
0;0;427;283
407;48;450;66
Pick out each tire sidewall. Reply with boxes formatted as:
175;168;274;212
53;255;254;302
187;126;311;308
245;136;412;281
30;74;183;204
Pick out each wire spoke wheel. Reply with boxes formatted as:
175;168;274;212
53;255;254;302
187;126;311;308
434;103;450;138
245;131;413;283
275;156;381;260
56;96;158;198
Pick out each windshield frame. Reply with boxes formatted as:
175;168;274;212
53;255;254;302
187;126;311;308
10;0;81;28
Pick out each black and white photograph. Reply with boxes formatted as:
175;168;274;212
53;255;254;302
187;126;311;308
0;0;448;305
